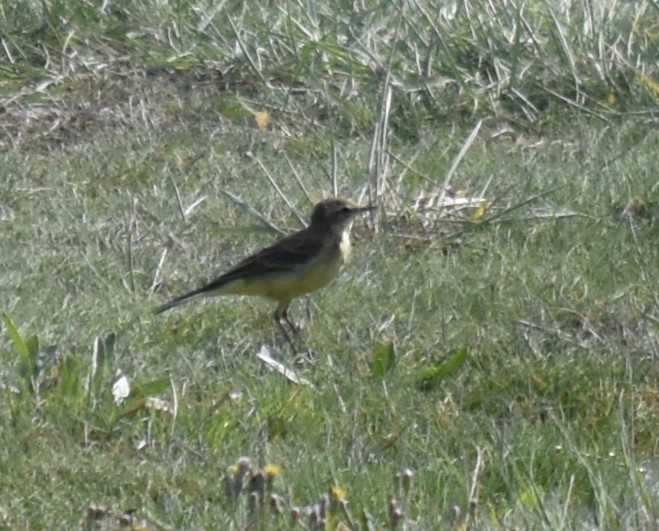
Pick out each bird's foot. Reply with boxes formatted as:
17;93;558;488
286;316;306;333
293;347;316;366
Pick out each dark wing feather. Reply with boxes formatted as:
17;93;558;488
196;229;325;292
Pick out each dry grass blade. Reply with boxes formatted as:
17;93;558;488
367;10;404;209
183;196;208;218
149;248;169;294
256;345;312;386
284;154;314;206
221;191;286;235
254;156;305;226
440;120;482;200
368;83;392;206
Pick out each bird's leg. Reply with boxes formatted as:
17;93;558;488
303;297;313;329
274;304;298;351
274;300;305;334
282;307;301;334
274;304;315;363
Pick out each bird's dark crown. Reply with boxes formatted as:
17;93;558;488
309;198;366;227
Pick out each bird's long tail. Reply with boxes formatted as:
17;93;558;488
154;287;208;314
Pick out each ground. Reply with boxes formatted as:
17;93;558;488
1;0;658;529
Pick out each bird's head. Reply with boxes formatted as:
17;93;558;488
309;198;375;234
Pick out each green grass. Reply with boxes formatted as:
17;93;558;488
2;0;659;529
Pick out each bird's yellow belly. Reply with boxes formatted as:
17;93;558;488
223;239;348;302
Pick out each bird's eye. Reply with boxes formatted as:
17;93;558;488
340;206;351;213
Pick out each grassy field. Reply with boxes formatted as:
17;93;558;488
1;0;659;529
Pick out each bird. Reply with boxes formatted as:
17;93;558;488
155;198;374;341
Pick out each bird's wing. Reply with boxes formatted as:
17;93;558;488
154;229;326;314
200;229;326;292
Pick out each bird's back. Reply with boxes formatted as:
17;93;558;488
203;225;348;303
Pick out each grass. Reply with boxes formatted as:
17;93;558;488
1;0;659;529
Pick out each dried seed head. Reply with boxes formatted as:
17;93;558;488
269;494;285;514
249;470;265;499
388;499;404;528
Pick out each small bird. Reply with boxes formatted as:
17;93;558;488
155;198;374;340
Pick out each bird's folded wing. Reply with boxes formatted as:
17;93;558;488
201;231;326;291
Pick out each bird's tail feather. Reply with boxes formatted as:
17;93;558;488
154;288;207;314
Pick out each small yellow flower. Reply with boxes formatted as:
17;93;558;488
254;111;271;131
329;486;347;502
471;201;490;222
264;463;282;478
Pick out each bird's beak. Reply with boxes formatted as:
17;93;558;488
353;204;376;216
